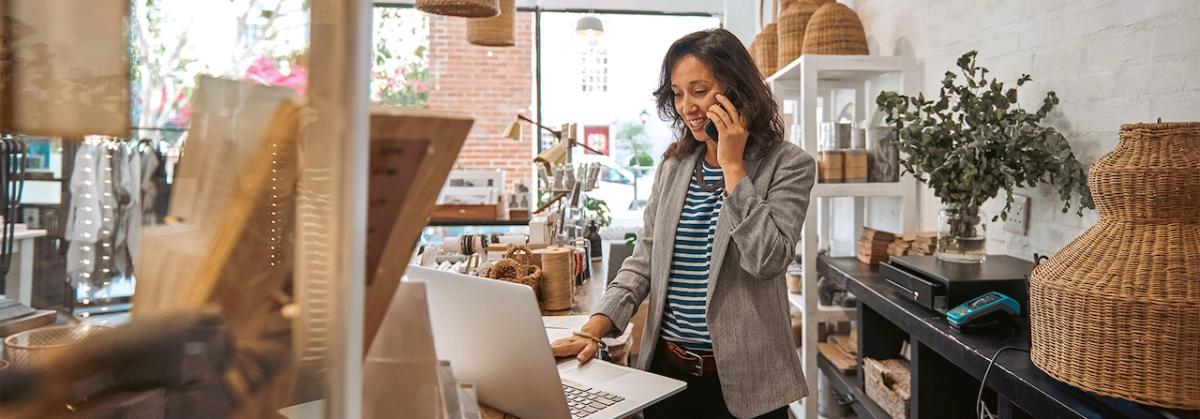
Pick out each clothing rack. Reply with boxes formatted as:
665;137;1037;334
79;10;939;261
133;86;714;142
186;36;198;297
65;135;170;303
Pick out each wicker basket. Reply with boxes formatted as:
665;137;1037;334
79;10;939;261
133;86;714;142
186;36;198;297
481;245;543;298
748;37;763;78
778;1;819;70
1029;122;1200;410
757;23;780;77
5;325;112;367
802;2;868;55
467;0;515;47
416;0;499;18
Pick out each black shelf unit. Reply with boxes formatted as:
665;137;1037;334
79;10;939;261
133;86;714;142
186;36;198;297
821;256;1198;419
817;352;890;419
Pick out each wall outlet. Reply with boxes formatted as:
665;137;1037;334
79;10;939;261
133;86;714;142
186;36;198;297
1004;194;1030;235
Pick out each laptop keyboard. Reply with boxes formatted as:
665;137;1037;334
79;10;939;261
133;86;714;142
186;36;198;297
563;381;624;418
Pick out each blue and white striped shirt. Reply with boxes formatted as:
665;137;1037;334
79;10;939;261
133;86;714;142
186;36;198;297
661;161;723;352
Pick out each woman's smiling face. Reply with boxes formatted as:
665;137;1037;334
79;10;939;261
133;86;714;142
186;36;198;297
670;54;724;142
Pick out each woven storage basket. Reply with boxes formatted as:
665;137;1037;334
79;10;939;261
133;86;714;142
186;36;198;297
416;0;499;18
481;245;543;299
756;23;780;77
1029;122;1200;410
467;0;515;46
778;1;819;70
802;2;868;55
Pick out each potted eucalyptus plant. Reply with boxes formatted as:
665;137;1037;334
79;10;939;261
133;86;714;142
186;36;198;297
876;51;1094;263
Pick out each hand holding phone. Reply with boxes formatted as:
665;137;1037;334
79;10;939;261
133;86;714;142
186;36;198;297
703;89;738;142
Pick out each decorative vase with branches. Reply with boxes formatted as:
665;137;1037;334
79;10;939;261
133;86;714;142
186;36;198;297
876;51;1094;263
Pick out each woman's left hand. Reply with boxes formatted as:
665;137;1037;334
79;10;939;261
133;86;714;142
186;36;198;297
706;94;749;169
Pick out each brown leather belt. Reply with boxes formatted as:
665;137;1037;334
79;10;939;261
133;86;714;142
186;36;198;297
659;339;717;377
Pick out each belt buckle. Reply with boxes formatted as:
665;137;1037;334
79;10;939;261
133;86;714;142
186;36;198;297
678;348;705;377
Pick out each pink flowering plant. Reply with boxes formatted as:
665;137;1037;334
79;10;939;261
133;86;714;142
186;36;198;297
371;8;431;107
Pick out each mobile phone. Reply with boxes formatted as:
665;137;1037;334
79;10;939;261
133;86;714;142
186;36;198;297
703;88;738;142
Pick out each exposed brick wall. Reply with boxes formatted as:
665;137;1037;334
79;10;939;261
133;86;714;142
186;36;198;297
426;12;535;191
852;0;1200;259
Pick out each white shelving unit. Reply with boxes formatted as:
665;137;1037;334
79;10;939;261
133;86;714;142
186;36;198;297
768;55;919;419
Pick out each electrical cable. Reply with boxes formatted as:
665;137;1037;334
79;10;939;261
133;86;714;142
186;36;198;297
977;345;1029;419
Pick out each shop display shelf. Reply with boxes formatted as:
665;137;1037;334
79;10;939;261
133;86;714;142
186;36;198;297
771;53;918;419
816;351;888;419
767;55;912;86
811;182;907;198
787;291;854;323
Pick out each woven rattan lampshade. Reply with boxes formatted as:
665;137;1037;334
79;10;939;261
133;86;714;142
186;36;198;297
802;2;868;55
748;37;763;77
778;1;819;66
756;23;779;77
467;0;515;46
1029;122;1200;410
416;0;499;18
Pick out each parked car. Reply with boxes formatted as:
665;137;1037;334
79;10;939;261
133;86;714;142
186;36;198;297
572;154;653;219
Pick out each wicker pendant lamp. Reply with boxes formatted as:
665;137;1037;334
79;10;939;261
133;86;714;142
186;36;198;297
756;23;779;77
416;0;499;18
1029;122;1200;410
777;1;819;66
802;2;868;55
467;0;515;46
748;37;764;77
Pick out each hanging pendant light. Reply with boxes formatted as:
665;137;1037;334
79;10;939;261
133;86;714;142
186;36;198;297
575;15;604;36
468;0;516;46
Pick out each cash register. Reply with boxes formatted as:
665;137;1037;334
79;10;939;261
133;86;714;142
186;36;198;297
879;255;1034;315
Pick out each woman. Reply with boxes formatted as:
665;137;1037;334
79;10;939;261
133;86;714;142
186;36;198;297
551;28;815;418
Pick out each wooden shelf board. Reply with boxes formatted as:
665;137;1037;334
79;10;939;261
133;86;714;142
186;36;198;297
788;291;855;323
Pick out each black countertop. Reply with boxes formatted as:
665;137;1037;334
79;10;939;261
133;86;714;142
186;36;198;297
827;256;1198;419
426;218;531;227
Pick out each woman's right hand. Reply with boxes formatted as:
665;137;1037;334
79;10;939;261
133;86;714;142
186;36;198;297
550;314;615;364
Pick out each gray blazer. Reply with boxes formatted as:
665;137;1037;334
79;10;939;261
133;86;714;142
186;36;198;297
596;140;816;418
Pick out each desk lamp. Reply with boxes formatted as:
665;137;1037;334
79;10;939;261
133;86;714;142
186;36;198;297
503;114;604;172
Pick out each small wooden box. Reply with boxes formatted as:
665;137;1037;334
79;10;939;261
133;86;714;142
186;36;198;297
865;357;911;419
818;151;844;183
857;227;897;265
431;204;498;221
843;150;869;183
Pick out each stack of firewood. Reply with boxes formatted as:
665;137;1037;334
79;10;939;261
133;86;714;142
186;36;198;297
887;232;938;257
857;227;896;265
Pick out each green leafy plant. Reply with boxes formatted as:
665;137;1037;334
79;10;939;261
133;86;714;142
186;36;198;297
624;232;637;249
584;196;612;228
876;51;1094;225
614;122;654;168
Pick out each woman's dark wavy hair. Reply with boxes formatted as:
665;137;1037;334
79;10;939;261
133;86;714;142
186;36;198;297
655;28;783;161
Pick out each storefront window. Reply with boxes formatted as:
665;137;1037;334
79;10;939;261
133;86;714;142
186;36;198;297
539;12;720;227
372;7;431;107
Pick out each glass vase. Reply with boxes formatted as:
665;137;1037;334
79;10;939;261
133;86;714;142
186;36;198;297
936;202;986;263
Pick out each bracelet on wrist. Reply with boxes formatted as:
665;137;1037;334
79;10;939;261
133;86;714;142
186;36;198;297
572;330;607;349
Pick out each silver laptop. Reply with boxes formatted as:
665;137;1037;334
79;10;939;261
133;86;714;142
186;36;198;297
406;265;685;419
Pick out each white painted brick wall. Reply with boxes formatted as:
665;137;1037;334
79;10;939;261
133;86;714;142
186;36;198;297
852;0;1200;260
